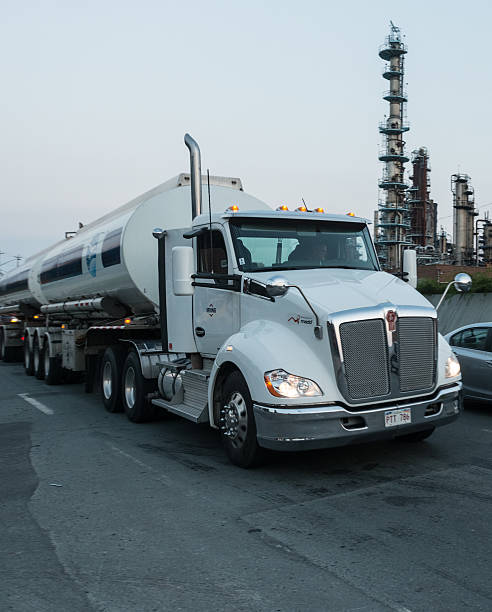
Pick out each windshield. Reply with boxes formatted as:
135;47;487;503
230;218;379;272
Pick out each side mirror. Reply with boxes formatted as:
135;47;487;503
172;246;195;296
453;273;472;293
265;276;289;298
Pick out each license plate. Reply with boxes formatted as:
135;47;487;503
385;407;411;427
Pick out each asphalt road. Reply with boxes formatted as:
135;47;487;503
1;360;492;612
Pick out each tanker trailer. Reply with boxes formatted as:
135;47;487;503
0;139;270;399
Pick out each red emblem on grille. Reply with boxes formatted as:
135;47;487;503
386;310;397;332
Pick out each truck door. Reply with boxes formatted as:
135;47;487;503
193;229;239;356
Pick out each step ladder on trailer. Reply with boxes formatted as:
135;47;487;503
152;367;210;423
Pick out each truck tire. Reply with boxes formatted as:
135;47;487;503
121;351;156;423
33;336;45;380
397;427;435;442
24;338;34;375
100;346;126;413
220;371;265;468
44;349;62;385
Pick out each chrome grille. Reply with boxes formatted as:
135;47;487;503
397;317;436;392
339;319;390;399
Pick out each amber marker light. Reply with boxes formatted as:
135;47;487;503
33;315;40;319
61;324;66;329
346;212;355;217
124;318;132;325
296;206;307;212
227;205;239;212
314;207;325;213
276;205;289;211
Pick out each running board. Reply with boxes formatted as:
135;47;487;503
152;398;208;423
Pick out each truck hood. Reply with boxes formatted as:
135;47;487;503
249;268;432;315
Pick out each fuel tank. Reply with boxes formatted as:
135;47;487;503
0;174;269;314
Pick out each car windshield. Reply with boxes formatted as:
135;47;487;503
230;218;379;272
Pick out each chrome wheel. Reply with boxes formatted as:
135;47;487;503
24;341;30;368
221;391;248;448
33;341;40;372
44;347;50;375
124;366;136;409
102;361;113;400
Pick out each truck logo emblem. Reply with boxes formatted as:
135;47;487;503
288;315;313;326
86;233;103;278
386;310;397;332
206;304;216;317
288;315;300;324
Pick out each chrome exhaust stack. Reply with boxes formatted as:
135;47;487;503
184;133;202;219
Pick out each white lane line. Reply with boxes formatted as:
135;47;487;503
18;393;54;415
109;444;173;487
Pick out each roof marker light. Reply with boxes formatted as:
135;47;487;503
346;212;355;217
276;205;289;211
314;207;325;213
296;206;307;212
227;205;239;212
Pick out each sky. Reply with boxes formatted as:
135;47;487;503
1;0;491;269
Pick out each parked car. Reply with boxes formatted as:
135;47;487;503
444;323;492;404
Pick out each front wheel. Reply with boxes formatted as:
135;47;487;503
121;351;156;423
220;371;265;468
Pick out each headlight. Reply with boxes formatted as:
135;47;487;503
264;369;322;398
445;353;461;378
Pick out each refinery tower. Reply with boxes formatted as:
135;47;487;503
376;22;410;270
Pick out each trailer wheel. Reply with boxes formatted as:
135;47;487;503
220;371;265;468
121;351;156;423
24;338;34;375
44;348;62;385
33;336;45;380
100;346;126;413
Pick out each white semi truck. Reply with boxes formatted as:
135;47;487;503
0;135;462;467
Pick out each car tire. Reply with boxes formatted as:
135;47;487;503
220;371;265;468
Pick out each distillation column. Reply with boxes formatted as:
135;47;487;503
452;173;477;265
407;147;437;250
376;23;410;270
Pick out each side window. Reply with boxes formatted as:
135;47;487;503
449;331;462;347
197;230;228;274
455;327;489;351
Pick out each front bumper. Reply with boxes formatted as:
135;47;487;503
254;383;462;451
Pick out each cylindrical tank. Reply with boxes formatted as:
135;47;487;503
0;174;270;315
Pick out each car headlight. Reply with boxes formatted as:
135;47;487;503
445;353;461;378
264;369;322;398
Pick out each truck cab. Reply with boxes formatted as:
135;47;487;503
155;201;462;467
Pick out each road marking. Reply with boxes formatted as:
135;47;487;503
482;428;492;433
18;393;54;415
109;444;173;487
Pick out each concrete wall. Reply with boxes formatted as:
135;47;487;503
425;293;492;334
